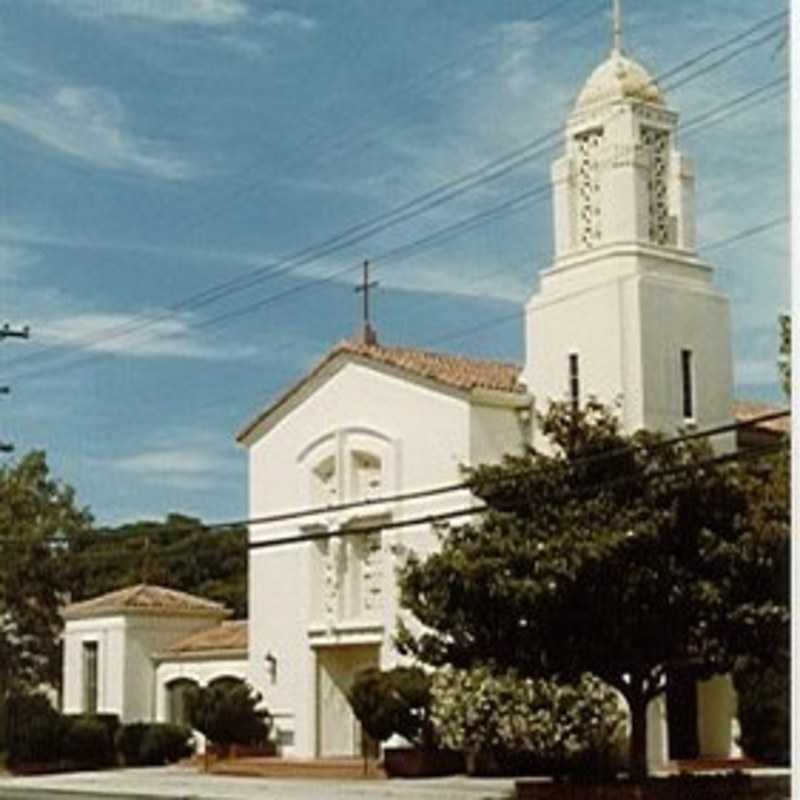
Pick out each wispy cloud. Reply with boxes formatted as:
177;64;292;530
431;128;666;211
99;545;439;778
0;86;190;179
261;9;318;33
49;1;317;61
54;0;248;26
107;430;241;491
33;312;257;361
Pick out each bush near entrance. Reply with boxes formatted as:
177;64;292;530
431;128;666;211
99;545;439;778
349;666;436;749
116;722;194;766
431;667;625;777
185;678;271;755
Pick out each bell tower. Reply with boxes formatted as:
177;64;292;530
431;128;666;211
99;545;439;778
521;4;732;436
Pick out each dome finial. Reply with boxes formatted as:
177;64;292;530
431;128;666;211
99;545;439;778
612;0;623;54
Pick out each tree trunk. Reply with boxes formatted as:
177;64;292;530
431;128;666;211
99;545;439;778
628;690;649;783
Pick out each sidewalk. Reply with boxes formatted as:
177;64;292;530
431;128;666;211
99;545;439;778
0;765;517;800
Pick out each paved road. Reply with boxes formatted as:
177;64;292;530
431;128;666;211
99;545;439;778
0;766;516;800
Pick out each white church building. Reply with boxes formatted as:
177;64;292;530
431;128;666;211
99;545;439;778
62;8;784;772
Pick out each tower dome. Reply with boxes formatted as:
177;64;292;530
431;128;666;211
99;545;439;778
574;51;664;111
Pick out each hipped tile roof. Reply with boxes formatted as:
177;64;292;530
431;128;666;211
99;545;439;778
63;583;230;620
163;619;248;655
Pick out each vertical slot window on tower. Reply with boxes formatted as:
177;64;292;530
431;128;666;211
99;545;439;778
681;349;694;420
569;353;580;411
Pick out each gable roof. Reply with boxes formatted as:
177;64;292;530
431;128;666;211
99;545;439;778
237;339;525;443
63;583;231;621
731;401;790;436
160;619;248;658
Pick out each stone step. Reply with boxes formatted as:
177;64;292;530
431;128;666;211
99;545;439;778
207;756;387;780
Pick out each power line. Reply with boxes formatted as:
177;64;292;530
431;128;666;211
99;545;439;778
3;10;786;379
7;70;787;387
246;439;788;552
1;432;786;565
166;0;591;246
0;409;787;552
420;208;790;349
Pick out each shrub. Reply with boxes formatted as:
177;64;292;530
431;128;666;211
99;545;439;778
734;656;789;765
186;678;270;752
61;716;116;767
430;667;625;777
117;722;194;766
62;713;120;768
5;692;66;766
116;722;148;766
348;667;435;748
140;724;194;765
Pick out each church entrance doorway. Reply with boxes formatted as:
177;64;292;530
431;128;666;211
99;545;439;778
315;644;380;758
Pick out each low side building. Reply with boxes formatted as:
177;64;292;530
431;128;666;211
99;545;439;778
62;583;248;725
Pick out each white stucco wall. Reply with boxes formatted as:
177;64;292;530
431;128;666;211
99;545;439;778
638;276;732;432
63;616;127;717
62;614;226;723
243;359;519;757
524;246;732;439
122;617;221;722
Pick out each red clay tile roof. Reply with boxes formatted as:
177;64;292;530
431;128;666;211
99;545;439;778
237;339;524;442
64;584;231;620
731;401;790;435
163;620;248;655
338;340;523;393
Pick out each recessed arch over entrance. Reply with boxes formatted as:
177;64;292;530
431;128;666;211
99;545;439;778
315;644;379;758
165;677;198;726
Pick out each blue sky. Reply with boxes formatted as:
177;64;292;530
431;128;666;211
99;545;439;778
0;0;789;525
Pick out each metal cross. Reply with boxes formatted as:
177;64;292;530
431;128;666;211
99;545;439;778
613;0;623;53
354;260;379;343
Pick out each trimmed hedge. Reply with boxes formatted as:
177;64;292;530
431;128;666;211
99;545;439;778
5;692;194;772
6;693;68;767
117;722;194;766
60;715;117;767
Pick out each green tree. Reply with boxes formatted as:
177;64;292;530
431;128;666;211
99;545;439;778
398;400;787;781
0;451;92;699
348;666;435;749
66;514;247;618
730;389;790;764
186;678;270;754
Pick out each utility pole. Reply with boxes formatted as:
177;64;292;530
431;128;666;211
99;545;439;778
0;323;30;453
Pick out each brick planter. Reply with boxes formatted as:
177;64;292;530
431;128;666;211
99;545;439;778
516;773;790;800
383;747;465;778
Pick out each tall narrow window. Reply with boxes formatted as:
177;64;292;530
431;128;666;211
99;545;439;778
681;349;694;420
82;641;98;714
569;353;580;411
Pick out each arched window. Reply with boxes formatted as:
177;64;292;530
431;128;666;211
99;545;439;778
311;455;337;506
349;450;382;501
166;678;198;726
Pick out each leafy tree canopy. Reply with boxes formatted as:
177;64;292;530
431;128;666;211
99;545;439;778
0;451;93;694
186;678;270;752
348;666;435;749
66;513;247;618
398;400;788;779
